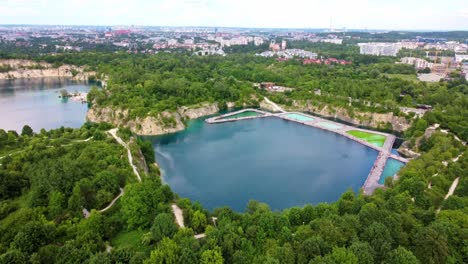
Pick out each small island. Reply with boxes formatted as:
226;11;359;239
58;89;88;103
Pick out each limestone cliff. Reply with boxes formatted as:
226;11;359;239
286;100;411;132
87;103;220;135
0;59;95;80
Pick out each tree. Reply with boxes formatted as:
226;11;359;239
413;227;448;264
121;180;167;229
0;250;27;264
200;247;224;264
361;222;393;262
21;125;34;137
48;191;66;219
150;213;178;242
384;246;419;264
310;247;358;264
10;221;55;254
349;241;374;264
146;237;179;264
192;210;207;233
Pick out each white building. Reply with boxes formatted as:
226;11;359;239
194;48;225;56
167;39;178;46
321;38;343;44
358;42;401;56
396;41;421;49
455;54;468;62
254;37;265;46
184;39;194;45
400;57;433;69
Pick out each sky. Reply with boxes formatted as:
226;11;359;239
0;0;467;30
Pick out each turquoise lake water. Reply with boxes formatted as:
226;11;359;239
148;117;379;211
0;78;91;132
379;158;406;184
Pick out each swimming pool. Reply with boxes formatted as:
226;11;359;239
285;113;315;122
317;122;343;130
379;159;405;184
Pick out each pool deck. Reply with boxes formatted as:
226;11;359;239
205;109;409;195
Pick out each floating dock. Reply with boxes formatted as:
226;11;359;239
205;109;409;195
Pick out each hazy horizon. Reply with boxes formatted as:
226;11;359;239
1;0;467;31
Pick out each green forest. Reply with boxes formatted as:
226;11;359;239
0;122;466;263
0;41;467;263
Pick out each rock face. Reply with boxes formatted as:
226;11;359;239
288;100;411;132
87;103;220;135
0;59;94;80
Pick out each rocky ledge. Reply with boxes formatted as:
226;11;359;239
87;103;220;135
0;59;95;80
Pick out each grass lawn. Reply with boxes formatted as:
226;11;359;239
347;130;386;147
384;74;419;83
111;230;151;252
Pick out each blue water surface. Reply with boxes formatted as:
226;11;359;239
148;117;379;211
0;78;92;132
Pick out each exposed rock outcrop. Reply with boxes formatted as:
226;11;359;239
87;103;220;135
286;100;411;132
0;59;95;80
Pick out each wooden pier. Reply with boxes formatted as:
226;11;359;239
206;110;409;194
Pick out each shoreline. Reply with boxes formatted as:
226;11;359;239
205;109;408;195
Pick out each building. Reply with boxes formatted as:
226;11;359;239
400;57;433;69
257;49;317;59
321;38;343;44
167;39;178;46
254;37;265;46
396;41;422;49
281;40;287;50
455;54;468;62
258;82;293;92
194;48;225;56
358;42;401;56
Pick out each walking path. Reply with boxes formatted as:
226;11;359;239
171;204;185;228
82;129;141;217
436;177;461;214
98;188;124;213
444;177;460;200
264;96;286;113
205;108;271;123
108;128;141;182
206;109;409;195
171;203;208;239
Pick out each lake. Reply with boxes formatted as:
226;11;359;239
148;117;379;211
0;78;92;132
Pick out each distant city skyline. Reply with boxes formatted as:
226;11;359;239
1;0;467;31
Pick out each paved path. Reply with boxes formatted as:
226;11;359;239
108;128;141;182
437;177;461;214
99;188;124;213
205;108;271;124
171;204;208;239
444;177;460;200
264;96;286;113
171;204;185;228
